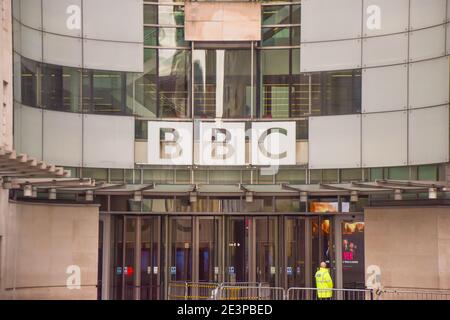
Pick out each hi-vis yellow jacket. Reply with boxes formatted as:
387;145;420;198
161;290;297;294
315;267;333;299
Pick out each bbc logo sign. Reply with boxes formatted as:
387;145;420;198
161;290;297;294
147;121;297;166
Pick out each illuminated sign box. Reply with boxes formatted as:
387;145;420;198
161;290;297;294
185;2;262;41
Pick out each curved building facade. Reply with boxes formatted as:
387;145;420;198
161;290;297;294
3;0;450;300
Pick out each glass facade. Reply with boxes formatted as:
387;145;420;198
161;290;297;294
13;1;447;186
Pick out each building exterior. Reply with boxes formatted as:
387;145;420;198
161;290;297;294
0;0;449;300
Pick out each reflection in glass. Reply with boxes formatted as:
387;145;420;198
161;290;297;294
262;5;290;25
134;49;157;117
158;5;185;25
261;49;307;118
194;49;253;118
83;70;126;114
159;49;190;117
170;218;192;281
144;27;158;46
144;4;157;24
41;64;81;112
159;27;187;47
21;58;38;107
311;70;362;116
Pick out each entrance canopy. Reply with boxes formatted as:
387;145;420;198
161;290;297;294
11;179;449;201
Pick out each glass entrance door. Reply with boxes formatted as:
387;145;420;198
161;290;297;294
140;217;161;299
284;217;306;288
110;216;161;300
225;217;250;283
169;217;193;282
198;217;221;283
255;217;279;287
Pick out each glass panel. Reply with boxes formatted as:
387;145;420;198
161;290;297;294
134;49;157;117
144;27;158;46
82;168;108;181
388;167;409;180
285;218;306;287
209;170;241;184
144;4;157;24
110;169;124;183
341;169;363;183
418;165;438;181
159;27;187;47
275;198;300;212
225;217;249;283
291;5;301;24
21;58;38;107
311;70;362;116
262;5;290;25
296;119;308;139
255;217;278;286
140;218;160;299
199;218;220;282
159;5;184;25
276;169;306;184
143;169;174;183
342;220;365;289
262;27;290;46
111;216;123;300
124;218;136;299
370;168;384;181
170;218;192;281
159;49;190;118
83;70;126;114
41;64;80;112
194;49;253;118
322;169;338;183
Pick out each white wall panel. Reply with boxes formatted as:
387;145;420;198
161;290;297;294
43;33;82;68
42;0;82;37
20;0;42;29
301;39;362;72
362;33;408;67
409;57;449;108
83;114;134;169
301;0;362;42
363;0;409;36
309;115;361;169
15;104;43;160
83;39;143;72
43;110;82;167
409;25;446;62
362;111;407;167
362;65;408;113
409;105;449;165
83;0;143;43
13;20;21;54
21;25;42;62
410;0;447;30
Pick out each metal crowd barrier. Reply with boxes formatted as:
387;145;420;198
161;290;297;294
287;287;374;301
216;285;285;300
168;282;220;300
168;282;450;301
378;288;450;300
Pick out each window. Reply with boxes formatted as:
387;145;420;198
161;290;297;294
21;58;38;107
41;65;81;112
158;49;190;118
134;49;157;117
83;70;127;114
311;70;362;116
260;49;306;118
194;49;253;118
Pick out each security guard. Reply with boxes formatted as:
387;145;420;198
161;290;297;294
315;262;333;299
